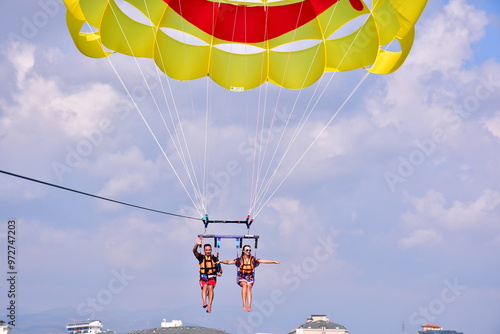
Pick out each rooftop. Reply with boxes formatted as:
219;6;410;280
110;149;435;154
125;326;229;334
297;320;347;330
67;320;103;327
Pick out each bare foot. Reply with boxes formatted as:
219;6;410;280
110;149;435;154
206;305;212;313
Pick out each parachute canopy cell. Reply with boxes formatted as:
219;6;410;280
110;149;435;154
63;0;427;91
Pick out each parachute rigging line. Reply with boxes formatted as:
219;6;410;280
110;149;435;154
253;70;371;218
104;56;204;216
252;73;371;214
146;9;208;216
0;169;199;220
249;11;372;218
248;0;336;217
101;4;207;216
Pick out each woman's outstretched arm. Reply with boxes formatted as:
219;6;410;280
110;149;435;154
257;259;281;264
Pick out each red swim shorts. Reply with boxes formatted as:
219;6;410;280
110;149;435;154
199;278;217;288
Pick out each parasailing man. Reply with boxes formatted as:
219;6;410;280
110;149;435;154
193;237;223;313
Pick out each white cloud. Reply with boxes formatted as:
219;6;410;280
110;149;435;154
265;197;340;256
0;41;143;206
92;146;162;198
410;0;488;72
2;42;125;136
398;228;442;248
268;197;305;237
483;112;500;138
400;189;500;246
97;215;172;270
367;0;489;131
0;176;46;201
47;83;123;138
6;42;35;86
315;116;373;158
444;190;500;229
20;214;185;273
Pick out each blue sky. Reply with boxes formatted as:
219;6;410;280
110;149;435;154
1;1;500;334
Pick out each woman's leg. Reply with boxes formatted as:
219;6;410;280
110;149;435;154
246;283;253;311
240;281;249;311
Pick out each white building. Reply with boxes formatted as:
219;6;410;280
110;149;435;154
289;315;349;334
160;319;183;328
66;320;103;334
421;325;443;331
0;320;11;334
418;324;463;334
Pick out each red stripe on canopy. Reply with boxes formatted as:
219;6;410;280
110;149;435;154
163;0;364;43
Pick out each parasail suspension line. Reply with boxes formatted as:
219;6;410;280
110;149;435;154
103;3;210;216
250;13;373;217
253;70;371;217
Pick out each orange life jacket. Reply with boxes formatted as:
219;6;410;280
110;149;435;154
199;255;218;275
238;256;255;274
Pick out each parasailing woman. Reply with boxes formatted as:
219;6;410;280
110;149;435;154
221;245;280;311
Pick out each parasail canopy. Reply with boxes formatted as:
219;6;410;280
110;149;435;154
63;0;427;91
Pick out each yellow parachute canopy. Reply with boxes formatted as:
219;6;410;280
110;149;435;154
63;0;427;91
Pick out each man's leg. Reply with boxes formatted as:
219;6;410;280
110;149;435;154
206;284;214;313
201;283;208;307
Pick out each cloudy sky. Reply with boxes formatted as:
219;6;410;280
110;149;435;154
1;0;500;334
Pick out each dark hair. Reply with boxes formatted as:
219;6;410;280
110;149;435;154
242;245;251;251
203;244;212;249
